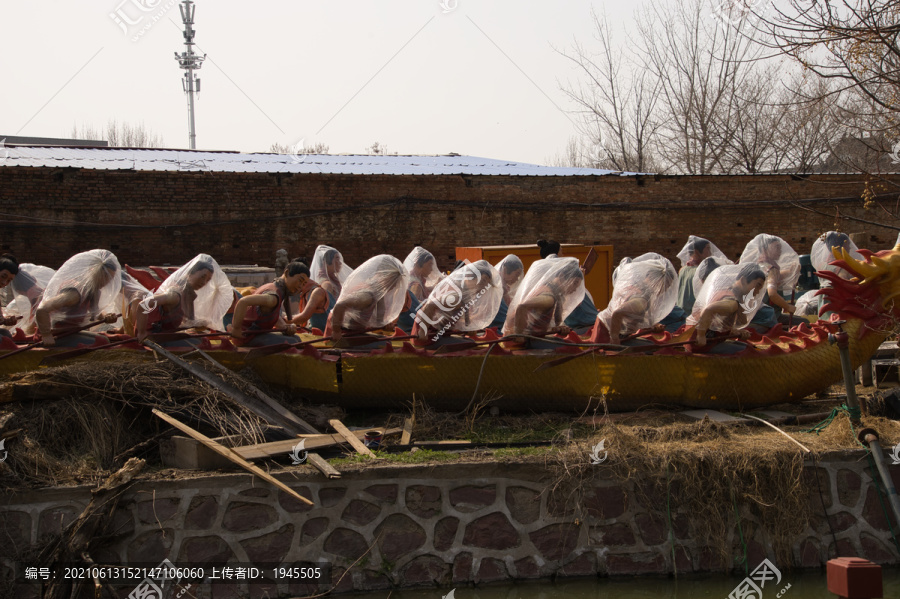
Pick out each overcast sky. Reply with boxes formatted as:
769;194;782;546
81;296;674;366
2;0;658;165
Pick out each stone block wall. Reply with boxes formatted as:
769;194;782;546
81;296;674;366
1;454;898;598
0;168;896;271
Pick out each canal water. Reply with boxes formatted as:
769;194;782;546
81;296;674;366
334;568;900;599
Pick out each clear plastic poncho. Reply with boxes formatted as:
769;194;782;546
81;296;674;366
495;254;524;304
333;254;410;330
687;264;767;332
39;249;122;327
3;264;55;332
612;253;667;286
403;247;443;298
739;234;801;293
676;235;731;268
692;256;731;300
149;254;233;330
598;255;678;336
503;257;585;336
810;231;861;284
416;260;502;334
310;245;354;295
794;289;820;318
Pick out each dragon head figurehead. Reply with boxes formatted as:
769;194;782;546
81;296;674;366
818;234;900;336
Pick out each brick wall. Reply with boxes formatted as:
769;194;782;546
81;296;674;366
0;168;896;270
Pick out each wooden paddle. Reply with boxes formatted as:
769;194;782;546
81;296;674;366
39;329;247;365
40;336;144;365
244;336;330;360
431;336;512;355
332;333;415;349
614;333;733;355
0;317;115;362
533;331;647;371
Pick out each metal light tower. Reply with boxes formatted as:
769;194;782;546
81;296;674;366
174;0;205;149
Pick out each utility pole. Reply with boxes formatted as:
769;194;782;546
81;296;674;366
174;1;205;149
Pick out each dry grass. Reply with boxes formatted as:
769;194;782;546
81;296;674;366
0;356;273;488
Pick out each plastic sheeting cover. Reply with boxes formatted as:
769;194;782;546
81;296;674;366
310;245;354;296
39;249;122;326
151;253;233;330
692;256;732;299
676;235;731;268
503;257;585;336
3;264;55;332
404;247;443;300
687;263;767;332
416;260;502;334
333;254;409;330
810;231;861;284
599;254;678;336
495;254;524;305
739;234;801;293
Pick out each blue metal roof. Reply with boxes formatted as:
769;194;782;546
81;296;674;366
0;145;635;177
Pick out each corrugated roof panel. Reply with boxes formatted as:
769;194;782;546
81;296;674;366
0;146;636;176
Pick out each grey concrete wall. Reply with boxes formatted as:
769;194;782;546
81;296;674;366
1;453;897;598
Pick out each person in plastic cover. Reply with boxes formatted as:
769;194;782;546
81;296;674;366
489;254;524;330
503;257;584;343
739;234;801;322
593;254;678;345
404;247;442;301
135;254;233;342
0;254;55;336
35;249;122;347
676;235;730;314
810;231;860;318
290;261;336;332
310;245;353;297
228;262;302;345
413;260;501;345
688;263;767;353
325;255;410;341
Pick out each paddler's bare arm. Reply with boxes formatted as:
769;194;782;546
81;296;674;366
135;290;179;341
35;289;80;346
694;298;739;346
291;287;328;327
512;293;555;337
329;292;373;341
229;294;278;339
609;297;648;344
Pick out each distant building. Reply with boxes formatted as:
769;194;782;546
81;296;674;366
0;135;108;147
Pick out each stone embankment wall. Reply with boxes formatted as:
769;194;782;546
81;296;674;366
0;168;897;270
1;454;898;598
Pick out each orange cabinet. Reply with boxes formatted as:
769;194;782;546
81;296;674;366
455;244;614;310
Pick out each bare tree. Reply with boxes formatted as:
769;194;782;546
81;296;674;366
635;0;765;174
269;141;329;154
559;10;663;173
71;120;165;148
750;0;900;130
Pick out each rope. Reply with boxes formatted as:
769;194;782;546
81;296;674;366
731;483;749;576
812;453;840;559
802;404;863;440
666;463;677;578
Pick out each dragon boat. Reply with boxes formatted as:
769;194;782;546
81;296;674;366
1;245;898;413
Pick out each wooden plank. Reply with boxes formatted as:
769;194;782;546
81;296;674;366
307;453;341;479
400;416;414;446
680;409;749;423
329;419;376;458
234;428;402;460
755;410;796;421
145;341;289;425
195;349;318;434
152;409;313;506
